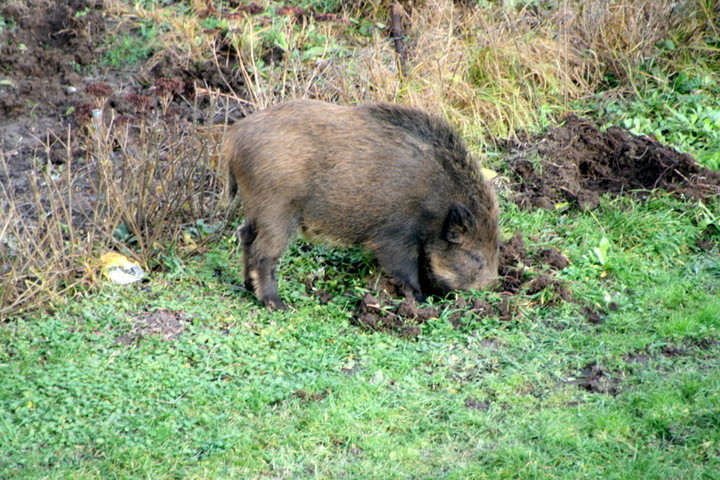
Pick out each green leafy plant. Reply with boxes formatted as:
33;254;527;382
696;201;720;238
592;236;612;266
104;21;158;68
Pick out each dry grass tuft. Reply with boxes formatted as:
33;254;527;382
1;150;107;316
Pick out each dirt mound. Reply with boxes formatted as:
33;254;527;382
509;114;720;210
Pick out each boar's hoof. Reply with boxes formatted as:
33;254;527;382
263;296;289;311
399;282;425;303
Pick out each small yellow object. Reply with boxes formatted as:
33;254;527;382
182;231;197;249
481;168;498;180
100;252;145;285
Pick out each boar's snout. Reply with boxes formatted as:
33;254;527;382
422;203;499;296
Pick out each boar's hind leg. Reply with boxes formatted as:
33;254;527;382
239;220;258;291
242;217;296;311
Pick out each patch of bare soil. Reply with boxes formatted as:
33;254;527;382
0;0;240;199
571;361;621;396
508;114;720;210
0;0;107;187
114;308;189;344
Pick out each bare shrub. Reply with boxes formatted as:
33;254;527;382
1;102;224;319
1;150;108;316
89;112;222;265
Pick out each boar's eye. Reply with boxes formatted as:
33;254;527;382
470;252;485;268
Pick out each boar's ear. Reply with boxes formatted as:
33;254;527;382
443;204;476;244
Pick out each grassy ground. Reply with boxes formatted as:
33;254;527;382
2;192;719;479
2;0;720;478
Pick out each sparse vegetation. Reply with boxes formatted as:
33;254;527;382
1;0;719;478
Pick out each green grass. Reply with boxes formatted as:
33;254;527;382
2;194;718;479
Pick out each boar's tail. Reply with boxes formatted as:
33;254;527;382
219;135;240;210
222;174;238;208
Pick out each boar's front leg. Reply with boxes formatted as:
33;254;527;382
240;217;294;311
373;242;425;302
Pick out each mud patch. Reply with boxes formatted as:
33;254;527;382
0;0;106;164
508;115;720;210
0;0;229;204
115;308;189;344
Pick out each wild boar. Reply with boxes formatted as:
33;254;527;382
222;100;499;310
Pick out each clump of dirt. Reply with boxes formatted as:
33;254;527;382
342;232;571;336
581;307;604;325
114;308;189;344
498;233;571;301
508;114;720;210
571;361;621;396
351;293;438;338
464;397;491;411
579;301;618;326
537;248;570;270
293;389;330;402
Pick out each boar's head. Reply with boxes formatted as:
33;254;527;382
421;203;499;296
